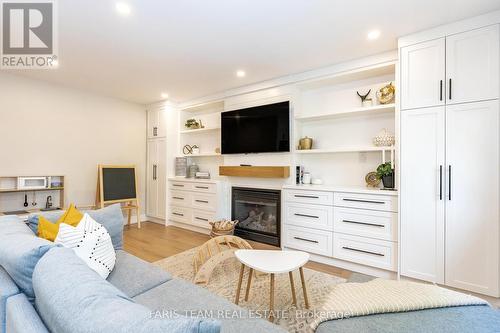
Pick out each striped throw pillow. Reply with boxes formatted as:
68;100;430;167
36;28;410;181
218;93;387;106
55;213;116;279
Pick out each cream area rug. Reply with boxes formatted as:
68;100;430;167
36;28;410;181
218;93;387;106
154;247;346;333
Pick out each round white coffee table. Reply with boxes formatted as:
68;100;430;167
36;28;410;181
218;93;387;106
234;249;310;321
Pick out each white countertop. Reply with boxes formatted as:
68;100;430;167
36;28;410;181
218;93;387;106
282;183;398;196
168;177;221;183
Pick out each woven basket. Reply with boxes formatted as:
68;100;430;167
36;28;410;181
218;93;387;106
209;220;238;238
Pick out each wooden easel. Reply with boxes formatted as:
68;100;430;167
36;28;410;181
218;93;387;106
95;165;141;229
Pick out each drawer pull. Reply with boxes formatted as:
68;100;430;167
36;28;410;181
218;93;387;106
195;200;209;203
172;197;184;200
294;213;319;219
294;195;319;199
172;184;184;187
172;212;184;217
195;186;209;189
342;220;384;228
342;198;384;205
294;237;319;244
195;217;209;222
342;246;384;257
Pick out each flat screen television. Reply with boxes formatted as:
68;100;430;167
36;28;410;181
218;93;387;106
221;101;290;154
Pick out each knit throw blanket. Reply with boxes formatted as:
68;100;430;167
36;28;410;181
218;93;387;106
310;278;488;330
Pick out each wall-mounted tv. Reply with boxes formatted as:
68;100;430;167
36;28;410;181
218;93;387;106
221;101;290;154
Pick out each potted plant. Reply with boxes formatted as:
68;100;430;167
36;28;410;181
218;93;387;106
376;162;394;189
185;118;200;129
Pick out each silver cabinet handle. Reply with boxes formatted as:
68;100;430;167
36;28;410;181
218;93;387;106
342;220;384;228
172;197;184;200
152;165;157;180
440;80;443;101
448;78;452;100
294;195;319;199
342;198;384;204
195;186;209;189
172;184;184;187
342;246;384;257
195;217;209;222
172;212;184;216
195;200;209;203
294;213;319;219
294;237;318;244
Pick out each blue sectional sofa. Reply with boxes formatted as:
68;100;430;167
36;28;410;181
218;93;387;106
0;207;285;333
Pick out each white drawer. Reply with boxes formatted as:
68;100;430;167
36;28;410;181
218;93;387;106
333;207;397;241
284;225;333;257
284;190;334;206
191;183;216;194
169;206;192;224
169;190;192;208
191;193;216;212
284;202;333;231
334;192;397;212
169;181;190;191
192;210;214;229
333;233;397;271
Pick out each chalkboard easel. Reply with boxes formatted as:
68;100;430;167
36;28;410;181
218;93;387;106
95;165;140;228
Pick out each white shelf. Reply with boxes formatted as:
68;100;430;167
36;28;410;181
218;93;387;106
179;127;221;134
181;153;222;157
181;100;224;114
295;104;395;121
295;146;395;154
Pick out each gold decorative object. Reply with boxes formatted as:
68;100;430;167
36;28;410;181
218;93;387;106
373;128;395;147
376;82;395;104
365;172;381;187
185;118;203;129
298;136;313;150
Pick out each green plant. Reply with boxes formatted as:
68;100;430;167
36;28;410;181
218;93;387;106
376;162;393;179
185;118;199;128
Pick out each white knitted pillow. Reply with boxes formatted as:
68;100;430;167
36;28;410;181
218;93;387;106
55;213;116;279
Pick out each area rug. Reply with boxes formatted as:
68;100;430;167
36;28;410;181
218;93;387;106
154;247;346;332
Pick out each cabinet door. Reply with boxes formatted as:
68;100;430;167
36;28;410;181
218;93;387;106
446;25;499;105
146;140;158;217
156;138;167;219
445;100;499;296
400;38;446;110
400;107;445;283
156;108;167;138
147;109;158;139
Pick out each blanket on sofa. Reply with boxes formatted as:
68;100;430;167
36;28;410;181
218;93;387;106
310;278;488;330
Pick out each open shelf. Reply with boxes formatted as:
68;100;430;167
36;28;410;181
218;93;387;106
295;103;395;122
295;146;395;154
181;153;222;157
0;187;64;193
179;127;221;134
181;100;224;114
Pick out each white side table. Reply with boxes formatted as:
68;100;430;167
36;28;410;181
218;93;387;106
234;250;310;321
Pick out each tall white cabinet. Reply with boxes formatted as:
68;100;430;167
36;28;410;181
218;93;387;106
146;106;167;220
400;23;500;296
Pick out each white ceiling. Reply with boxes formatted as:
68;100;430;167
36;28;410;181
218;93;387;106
7;0;500;104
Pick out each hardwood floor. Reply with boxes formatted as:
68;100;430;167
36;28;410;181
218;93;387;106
123;221;352;279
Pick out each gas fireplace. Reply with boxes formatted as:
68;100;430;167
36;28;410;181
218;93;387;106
232;187;280;246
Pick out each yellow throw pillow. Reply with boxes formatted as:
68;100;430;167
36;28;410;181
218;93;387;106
38;204;83;241
38;216;60;242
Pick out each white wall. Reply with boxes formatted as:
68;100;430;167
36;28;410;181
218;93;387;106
0;73;146;213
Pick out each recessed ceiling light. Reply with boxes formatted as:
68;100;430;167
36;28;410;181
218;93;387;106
161;92;169;99
116;2;131;16
367;30;381;40
236;70;246;78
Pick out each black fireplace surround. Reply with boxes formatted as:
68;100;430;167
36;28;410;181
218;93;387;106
232;187;281;247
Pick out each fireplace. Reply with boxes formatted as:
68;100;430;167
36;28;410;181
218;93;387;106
232;187;280;246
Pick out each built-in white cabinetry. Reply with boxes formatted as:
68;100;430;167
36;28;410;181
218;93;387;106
401;25;499;110
147;106;167;139
168;178;228;230
399;22;500;296
146;138;166;219
283;186;398;274
400;38;446;110
400;107;445;283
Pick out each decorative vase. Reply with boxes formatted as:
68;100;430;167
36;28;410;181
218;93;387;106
382;174;394;189
373;128;395;147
